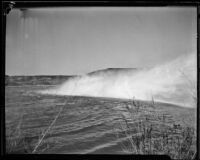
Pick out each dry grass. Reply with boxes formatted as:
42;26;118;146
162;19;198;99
116;98;196;159
6;104;65;154
32;105;64;153
6;111;33;154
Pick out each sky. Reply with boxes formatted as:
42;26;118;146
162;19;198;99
6;7;197;75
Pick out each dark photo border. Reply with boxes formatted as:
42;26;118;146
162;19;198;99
1;1;199;160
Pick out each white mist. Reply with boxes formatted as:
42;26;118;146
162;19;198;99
40;53;196;108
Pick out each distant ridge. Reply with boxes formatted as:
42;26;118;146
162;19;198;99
5;75;74;86
87;68;138;76
5;68;140;86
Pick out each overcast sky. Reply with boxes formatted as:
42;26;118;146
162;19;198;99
6;7;196;75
